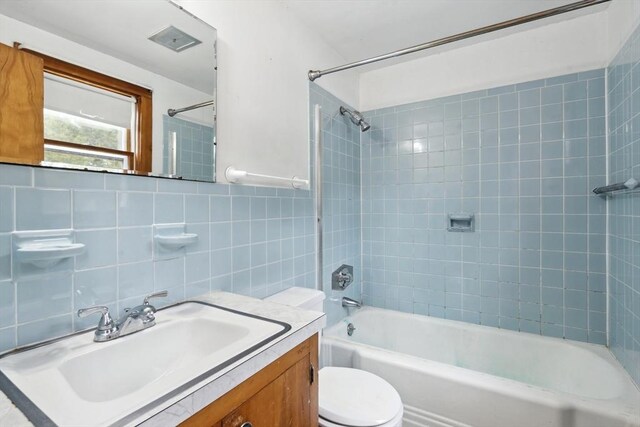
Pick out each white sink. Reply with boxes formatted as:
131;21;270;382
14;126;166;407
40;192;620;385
0;302;290;426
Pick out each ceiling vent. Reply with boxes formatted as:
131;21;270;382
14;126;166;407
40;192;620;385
148;26;201;52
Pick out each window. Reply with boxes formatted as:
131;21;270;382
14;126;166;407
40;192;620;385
43;75;135;170
43;109;130;169
24;49;152;173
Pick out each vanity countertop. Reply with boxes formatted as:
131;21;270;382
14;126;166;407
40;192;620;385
0;291;326;427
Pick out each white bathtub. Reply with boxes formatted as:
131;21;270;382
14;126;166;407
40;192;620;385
322;307;640;427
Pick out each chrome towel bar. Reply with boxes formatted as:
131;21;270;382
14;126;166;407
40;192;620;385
225;166;309;189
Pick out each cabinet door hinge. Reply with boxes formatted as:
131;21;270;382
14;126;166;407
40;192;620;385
309;363;315;385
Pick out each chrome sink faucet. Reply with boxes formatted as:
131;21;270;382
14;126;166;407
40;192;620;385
78;291;168;342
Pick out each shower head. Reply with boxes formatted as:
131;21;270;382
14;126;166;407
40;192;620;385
339;106;371;132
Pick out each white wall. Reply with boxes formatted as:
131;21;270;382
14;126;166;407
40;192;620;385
607;0;640;61
0;13;213;173
175;0;358;185
359;11;609;111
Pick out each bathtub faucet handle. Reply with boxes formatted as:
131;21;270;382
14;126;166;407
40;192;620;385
332;264;354;290
338;270;353;284
347;322;356;336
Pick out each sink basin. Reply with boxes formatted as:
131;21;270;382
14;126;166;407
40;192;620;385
0;301;290;426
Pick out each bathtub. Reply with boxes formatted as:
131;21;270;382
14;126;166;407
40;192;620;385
321;307;640;427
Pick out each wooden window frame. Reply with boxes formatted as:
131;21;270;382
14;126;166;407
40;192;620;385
44;138;134;168
22;48;153;173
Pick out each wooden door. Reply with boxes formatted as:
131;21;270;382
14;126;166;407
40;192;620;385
221;356;312;427
0;42;44;165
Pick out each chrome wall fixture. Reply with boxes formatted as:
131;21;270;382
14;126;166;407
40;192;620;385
308;0;610;81
339;106;371;132
332;264;354;290
167;100;214;117
593;178;639;196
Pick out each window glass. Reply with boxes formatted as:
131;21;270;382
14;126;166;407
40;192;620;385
44;142;127;170
44;109;128;150
43;74;135;150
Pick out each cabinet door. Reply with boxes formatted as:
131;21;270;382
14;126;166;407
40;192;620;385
0;43;44;165
221;357;311;427
181;334;318;427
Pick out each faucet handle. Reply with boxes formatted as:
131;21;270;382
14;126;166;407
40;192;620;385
78;305;109;318
143;290;168;305
77;305;115;332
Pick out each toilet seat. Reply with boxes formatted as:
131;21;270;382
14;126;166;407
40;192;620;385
319;410;403;427
319;367;403;427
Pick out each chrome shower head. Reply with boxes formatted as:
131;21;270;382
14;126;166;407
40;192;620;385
359;118;371;132
339;106;371;132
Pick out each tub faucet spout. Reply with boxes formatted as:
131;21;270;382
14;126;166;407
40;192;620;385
342;297;362;309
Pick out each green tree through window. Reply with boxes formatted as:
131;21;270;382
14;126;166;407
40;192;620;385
43;110;127;169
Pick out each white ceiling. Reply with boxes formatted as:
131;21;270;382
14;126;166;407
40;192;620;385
283;0;610;72
0;0;610;88
0;0;216;93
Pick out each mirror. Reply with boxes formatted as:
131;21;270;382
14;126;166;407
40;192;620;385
0;0;217;182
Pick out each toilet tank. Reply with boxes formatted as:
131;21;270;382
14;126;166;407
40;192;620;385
264;287;325;312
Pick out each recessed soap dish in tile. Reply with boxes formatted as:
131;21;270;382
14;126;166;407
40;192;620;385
154;224;198;259
155;233;198;249
447;214;475;232
13;230;85;268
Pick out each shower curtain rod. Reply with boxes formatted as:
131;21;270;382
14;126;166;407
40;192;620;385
308;0;610;81
167;100;214;117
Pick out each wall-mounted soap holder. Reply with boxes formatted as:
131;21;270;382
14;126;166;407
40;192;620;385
447;214;475;232
154;224;198;259
13;230;85;269
155;233;198;249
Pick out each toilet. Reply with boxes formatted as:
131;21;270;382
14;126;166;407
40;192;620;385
264;287;403;427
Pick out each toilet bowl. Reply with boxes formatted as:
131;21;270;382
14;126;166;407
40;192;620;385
319;367;403;427
264;287;403;427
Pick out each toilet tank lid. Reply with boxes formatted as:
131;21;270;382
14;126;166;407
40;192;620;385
264;286;325;308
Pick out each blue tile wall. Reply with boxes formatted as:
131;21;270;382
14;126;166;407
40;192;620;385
361;70;607;344
163;115;215;182
608;21;640;386
310;83;362;326
0;165;314;352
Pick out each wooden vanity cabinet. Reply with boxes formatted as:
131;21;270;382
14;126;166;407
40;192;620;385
181;334;319;427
